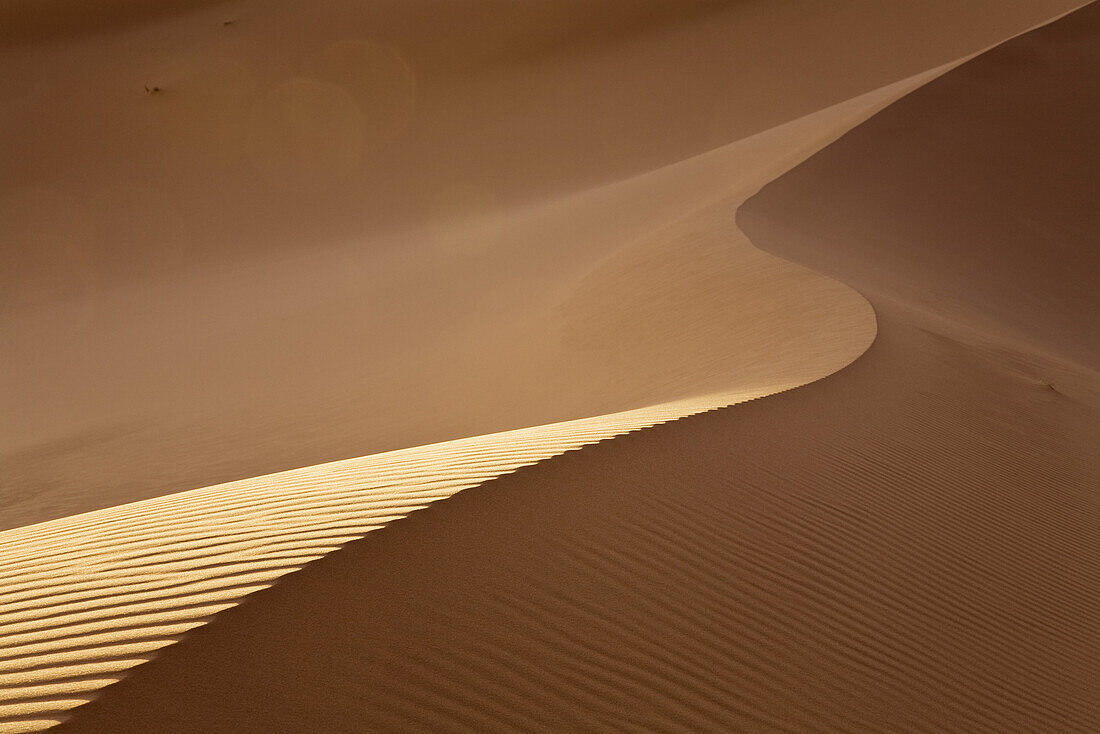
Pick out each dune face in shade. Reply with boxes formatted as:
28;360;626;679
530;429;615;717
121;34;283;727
316;40;418;151
247;77;366;190
738;1;1100;368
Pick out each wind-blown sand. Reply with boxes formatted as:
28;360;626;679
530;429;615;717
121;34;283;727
2;1;1097;732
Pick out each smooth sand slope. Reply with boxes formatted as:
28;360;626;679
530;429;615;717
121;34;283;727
40;4;1100;733
1;0;1084;529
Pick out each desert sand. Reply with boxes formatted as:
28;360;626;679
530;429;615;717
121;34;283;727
2;0;1086;529
2;1;1098;732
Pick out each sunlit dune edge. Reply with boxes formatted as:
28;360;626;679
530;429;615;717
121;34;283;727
0;391;767;732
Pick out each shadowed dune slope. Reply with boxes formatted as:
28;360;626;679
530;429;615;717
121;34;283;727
737;0;1100;367
55;4;1100;733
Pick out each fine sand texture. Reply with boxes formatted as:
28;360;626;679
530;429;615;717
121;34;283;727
29;2;1100;733
1;0;1085;529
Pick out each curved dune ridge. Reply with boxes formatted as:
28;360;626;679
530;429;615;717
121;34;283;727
0;27;981;728
0;68;950;731
0;390;780;733
28;3;1099;733
0;55;1017;730
3;0;1086;531
1;1;1096;733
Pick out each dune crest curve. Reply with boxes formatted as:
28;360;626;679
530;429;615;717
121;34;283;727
34;4;1100;733
3;3;1095;733
0;67;952;732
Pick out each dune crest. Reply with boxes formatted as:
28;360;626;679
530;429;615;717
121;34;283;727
0;67;955;730
2;2;1095;733
3;0;1085;530
0;391;759;732
31;3;1100;733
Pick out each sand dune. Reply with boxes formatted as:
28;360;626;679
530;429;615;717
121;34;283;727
47;312;1100;732
738;9;1100;370
2;0;1084;529
22;3;1096;732
0;73;934;731
2;1;1096;732
0;392;771;732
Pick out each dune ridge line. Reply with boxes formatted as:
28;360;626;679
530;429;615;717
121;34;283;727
43;4;1100;730
0;65;951;730
2;3;1092;731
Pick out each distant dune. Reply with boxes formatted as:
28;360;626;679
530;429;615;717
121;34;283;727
2;1;1096;732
